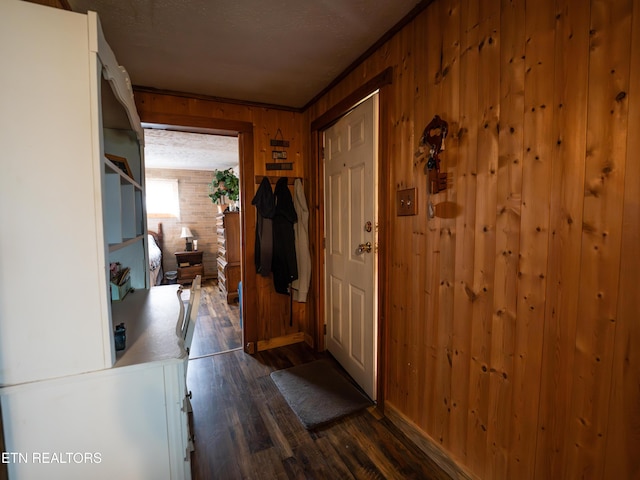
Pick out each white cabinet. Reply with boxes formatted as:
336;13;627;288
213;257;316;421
1;286;192;480
0;2;192;478
1;358;187;480
1;1;115;386
0;0;147;385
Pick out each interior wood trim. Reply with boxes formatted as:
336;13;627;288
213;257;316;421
136;112;258;354
138;112;252;134
384;402;478;480
257;332;306;351
376;85;391;409
309;73;393;409
133;86;301;113
310;129;325;352
302;0;434;111
254;175;302;185
238;129;257;353
25;0;71;10
141;122;238;137
310;67;393;132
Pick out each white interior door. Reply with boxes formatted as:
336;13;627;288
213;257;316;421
324;93;378;400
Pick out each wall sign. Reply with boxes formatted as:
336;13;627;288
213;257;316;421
266;162;293;170
270;128;290;161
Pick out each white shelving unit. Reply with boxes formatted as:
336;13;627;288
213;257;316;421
0;2;192;478
103;165;143;246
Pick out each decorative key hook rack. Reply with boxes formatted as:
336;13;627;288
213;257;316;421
419;115;449;194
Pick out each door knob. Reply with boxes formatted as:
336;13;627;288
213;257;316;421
356;242;372;254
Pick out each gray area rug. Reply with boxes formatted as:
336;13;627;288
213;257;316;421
270;359;373;429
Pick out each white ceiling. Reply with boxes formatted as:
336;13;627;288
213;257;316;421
143;129;238;171
65;0;424;170
66;0;423;108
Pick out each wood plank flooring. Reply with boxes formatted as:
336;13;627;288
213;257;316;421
186;342;454;479
189;279;242;357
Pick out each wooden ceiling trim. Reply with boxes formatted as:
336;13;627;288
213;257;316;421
310;66;393;132
302;0;436;111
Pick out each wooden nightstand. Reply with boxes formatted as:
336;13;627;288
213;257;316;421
175;250;204;284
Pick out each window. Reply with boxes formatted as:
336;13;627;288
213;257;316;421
146;178;180;218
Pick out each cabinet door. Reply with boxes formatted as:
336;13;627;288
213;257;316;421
1;366;175;480
163;360;193;479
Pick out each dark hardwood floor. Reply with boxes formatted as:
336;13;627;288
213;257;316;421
189;279;242;357
186;338;453;479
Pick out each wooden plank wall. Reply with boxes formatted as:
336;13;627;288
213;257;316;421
305;0;640;478
133;92;311;350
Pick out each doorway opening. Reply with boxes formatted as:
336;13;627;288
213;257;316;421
143;125;243;357
309;67;392;405
321;93;379;400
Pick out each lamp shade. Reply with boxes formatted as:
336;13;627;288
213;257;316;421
180;227;193;239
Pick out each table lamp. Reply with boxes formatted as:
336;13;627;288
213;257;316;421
180;226;193;251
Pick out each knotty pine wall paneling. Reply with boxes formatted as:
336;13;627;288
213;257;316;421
486;1;525;478
449;0;477;466
604;2;640;475
418;0;439;441
401;16;422;431
467;0;501;474
134;92;308;351
305;0;640;478
509;1;556;478
567;0;632;476
534;0;589;477
250;106;308;346
432;0;460;451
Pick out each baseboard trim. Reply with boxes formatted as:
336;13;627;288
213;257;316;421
384;402;478;480
257;332;305;351
304;333;315;349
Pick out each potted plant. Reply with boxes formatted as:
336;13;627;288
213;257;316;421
208;168;240;211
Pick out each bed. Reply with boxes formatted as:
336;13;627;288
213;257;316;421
148;223;164;286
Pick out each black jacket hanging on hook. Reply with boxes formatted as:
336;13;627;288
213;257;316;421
271;177;298;295
251;176;275;276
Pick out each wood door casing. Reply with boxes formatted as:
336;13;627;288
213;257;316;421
323;94;379;400
134;112;256;352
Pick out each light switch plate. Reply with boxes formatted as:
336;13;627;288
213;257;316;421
397;187;417;216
